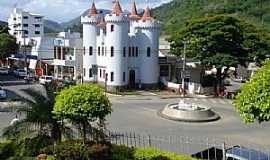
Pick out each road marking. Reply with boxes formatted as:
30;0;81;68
142;107;156;112
193;98;199;101
218;99;227;104
209;99;217;104
112;100;125;104
148;92;158;96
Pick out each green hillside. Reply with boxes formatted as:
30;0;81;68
153;0;270;34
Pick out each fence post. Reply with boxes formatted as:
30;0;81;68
207;138;210;160
148;135;152;147
222;142;226;160
130;132;133;147
126;132;129;147
115;131;118;145
134;132;137;147
143;135;145;148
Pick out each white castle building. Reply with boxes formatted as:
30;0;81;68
81;1;160;91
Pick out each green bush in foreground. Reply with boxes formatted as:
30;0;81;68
234;60;270;123
134;147;194;160
1;140;194;160
42;143;194;160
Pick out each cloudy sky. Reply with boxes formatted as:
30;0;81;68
0;0;172;22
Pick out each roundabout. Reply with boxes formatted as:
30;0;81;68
158;100;220;122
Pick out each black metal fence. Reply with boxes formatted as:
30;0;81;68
77;129;270;160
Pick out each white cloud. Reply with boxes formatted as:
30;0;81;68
0;0;172;22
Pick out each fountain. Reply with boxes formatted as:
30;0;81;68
158;99;220;122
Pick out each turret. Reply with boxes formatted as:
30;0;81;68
104;0;129;89
136;6;161;88
129;1;140;34
81;2;100;82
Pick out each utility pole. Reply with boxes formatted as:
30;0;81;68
181;41;187;97
15;29;27;74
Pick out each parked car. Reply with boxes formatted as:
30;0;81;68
39;76;54;85
226;146;269;160
14;69;27;78
0;67;9;75
0;87;7;99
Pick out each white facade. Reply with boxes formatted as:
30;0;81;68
51;31;83;79
8;8;44;44
81;1;160;90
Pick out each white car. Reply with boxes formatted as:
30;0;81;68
14;69;27;77
0;87;7;99
39;76;54;84
0;67;9;75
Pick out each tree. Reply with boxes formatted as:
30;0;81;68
234;60;270;123
3;84;65;142
0;33;17;59
169;15;270;94
53;84;112;143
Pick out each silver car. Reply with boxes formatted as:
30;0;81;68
0;87;7;99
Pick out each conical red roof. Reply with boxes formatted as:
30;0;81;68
89;2;98;16
141;6;153;21
111;0;123;16
129;1;140;20
97;16;106;28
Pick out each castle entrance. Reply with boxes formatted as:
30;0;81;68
129;70;136;89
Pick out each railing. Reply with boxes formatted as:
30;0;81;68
82;129;270;160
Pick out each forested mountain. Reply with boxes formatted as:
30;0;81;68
0;21;7;27
44;20;63;33
153;0;270;34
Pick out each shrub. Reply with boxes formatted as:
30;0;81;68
42;140;112;160
6;157;36;160
134;148;194;160
85;143;111;160
18;135;53;157
111;145;134;160
0;141;15;160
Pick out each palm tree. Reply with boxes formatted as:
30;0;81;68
2;84;70;142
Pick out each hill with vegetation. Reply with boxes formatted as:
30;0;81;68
0;21;7;27
153;0;270;34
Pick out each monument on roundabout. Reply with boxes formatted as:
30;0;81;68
158;99;220;122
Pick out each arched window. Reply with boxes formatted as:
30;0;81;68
111;72;114;82
89;46;93;56
111;25;114;32
147;47;151;57
89;68;93;77
98;46;100;56
123;47;126;57
136;47;139;57
132;47;135;57
111;46;114;57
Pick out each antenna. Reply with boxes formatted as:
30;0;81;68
145;0;149;8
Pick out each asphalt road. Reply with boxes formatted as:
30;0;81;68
0;83;269;154
107;95;270;148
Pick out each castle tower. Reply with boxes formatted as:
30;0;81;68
129;1;140;34
136;6;161;89
105;0;129;91
81;2;100;82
